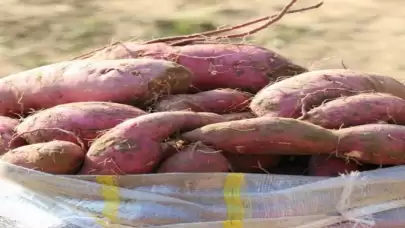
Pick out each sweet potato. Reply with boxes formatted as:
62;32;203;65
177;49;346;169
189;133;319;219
0;116;26;155
181;117;338;155
0;59;191;116
223;112;256;121
225;154;280;173
80;111;226;175
250;69;405;118
336;124;405;165
1;140;85;174
153;89;252;114
299;93;405;129
87;43;307;92
157;142;229;173
15;102;146;147
308;155;360;177
161;140;185;160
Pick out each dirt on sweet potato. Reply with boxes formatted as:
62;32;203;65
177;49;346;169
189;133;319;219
153;89;252;114
157;142;229;173
1;140;85;174
299;93;405;129
222;112;256;121
0;116;25;155
80;111;226;175
181;117;338;156
0;59;192;116
15;102;146;147
86;43;307;93
336;124;405;165
250;69;405;118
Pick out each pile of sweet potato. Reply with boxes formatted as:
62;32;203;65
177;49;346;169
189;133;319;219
1;0;405;177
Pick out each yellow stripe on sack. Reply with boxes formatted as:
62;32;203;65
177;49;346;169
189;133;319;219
223;173;245;228
96;175;120;227
223;220;243;228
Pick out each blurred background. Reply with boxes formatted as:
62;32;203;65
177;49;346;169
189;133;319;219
1;0;404;79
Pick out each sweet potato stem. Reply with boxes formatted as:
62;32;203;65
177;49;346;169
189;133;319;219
150;0;324;45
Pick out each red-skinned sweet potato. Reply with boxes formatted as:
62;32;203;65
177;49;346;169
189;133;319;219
87;43;307;92
157;142;229;173
223;112;256;121
80;111;226;175
299;93;405;129
153;89;252;114
225;154;280;173
308;155;360;177
336;124;405;165
181;117;338;155
0;59;191;116
250;69;405;118
1;140;85;174
15;102;146;147
0;116;26;155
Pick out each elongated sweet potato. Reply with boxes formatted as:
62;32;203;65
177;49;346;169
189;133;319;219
1;140;85;174
0;59;191;116
181;117;338;155
223;112;256;121
15;102;146;147
250;69;405;118
157;142;229;173
336;124;405;165
153;89;252;114
87;42;307;92
299;93;405;129
308;155;360;177
80;111;226;175
0;116;26;155
225;154;280;173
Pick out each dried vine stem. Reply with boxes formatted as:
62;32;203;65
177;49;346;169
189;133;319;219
72;0;323;60
147;0;323;44
170;0;322;46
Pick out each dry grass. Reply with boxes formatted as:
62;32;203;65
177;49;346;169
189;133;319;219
1;0;405;80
